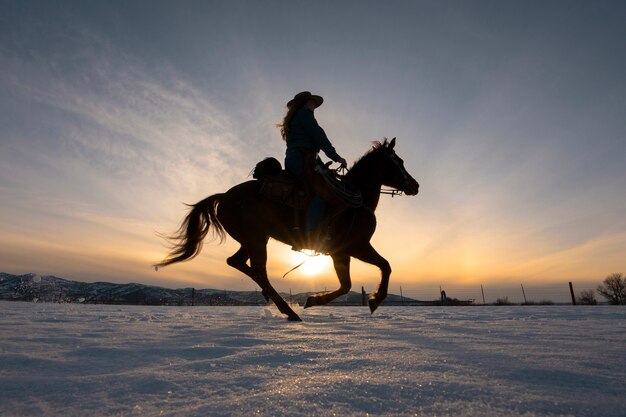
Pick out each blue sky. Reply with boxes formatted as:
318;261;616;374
1;0;625;293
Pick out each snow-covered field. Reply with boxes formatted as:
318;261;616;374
1;302;625;417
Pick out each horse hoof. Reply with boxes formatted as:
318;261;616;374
288;314;302;322
368;299;379;314
304;297;315;309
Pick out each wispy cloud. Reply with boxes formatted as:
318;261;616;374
0;24;259;284
1;26;254;221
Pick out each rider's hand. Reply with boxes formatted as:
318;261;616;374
338;157;348;169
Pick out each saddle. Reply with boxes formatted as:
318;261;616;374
252;157;304;208
259;172;307;209
254;157;359;208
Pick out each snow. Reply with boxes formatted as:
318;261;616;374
1;302;625;417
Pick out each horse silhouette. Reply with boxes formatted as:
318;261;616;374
156;138;419;321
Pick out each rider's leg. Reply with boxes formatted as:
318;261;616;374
307;195;325;232
306;195;330;251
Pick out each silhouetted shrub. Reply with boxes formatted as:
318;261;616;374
494;297;512;305
577;290;597;305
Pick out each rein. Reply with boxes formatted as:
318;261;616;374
315;165;363;208
380;189;404;197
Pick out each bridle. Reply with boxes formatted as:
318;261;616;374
332;149;413;198
380;149;413;197
380;188;404;197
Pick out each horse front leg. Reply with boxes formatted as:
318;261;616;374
353;244;391;314
304;255;351;308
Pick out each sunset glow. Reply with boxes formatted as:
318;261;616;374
1;2;625;296
291;252;333;277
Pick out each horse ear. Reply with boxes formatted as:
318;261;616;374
389;137;396;149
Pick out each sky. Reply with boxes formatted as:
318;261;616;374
1;0;625;296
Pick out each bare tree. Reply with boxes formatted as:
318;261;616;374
596;273;626;305
577;290;597;305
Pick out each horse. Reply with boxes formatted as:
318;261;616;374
156;137;419;321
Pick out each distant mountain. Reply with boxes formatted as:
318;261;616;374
0;273;420;306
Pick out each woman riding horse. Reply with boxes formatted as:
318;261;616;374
157;136;418;321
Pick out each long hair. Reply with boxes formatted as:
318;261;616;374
277;100;306;140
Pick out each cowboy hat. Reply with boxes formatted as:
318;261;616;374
287;91;324;109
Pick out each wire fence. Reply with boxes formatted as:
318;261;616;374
275;281;602;306
389;282;597;305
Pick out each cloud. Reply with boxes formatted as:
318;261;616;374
1;25;256;221
0;24;259;285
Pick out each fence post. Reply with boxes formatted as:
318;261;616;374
191;288;196;306
521;284;528;304
400;286;404;305
569;282;576;305
361;286;366;306
481;285;486;305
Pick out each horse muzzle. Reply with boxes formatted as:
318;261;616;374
403;178;419;196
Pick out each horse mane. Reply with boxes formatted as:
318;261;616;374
349;138;392;171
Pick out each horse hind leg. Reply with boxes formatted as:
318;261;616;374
304;255;351;308
227;246;270;302
247;243;302;321
226;246;250;273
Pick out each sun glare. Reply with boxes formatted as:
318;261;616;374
292;251;332;276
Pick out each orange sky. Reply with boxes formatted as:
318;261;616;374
2;2;625;301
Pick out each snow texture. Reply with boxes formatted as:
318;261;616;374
1;301;625;417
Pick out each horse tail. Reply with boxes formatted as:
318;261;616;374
155;194;226;268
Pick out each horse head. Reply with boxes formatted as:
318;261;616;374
377;138;419;195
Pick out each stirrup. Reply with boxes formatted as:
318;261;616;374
290;231;331;254
308;232;332;254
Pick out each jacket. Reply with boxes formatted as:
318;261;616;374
285;108;341;162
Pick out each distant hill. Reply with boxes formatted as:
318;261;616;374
0;272;421;306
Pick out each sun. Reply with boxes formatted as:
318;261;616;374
292;250;332;276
